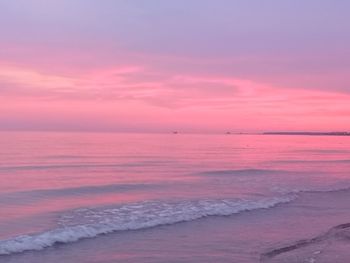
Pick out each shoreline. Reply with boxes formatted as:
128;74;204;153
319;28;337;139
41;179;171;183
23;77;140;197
261;223;350;262
2;187;350;262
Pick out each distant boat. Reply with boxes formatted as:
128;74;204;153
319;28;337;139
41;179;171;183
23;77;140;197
172;131;178;134
226;131;231;135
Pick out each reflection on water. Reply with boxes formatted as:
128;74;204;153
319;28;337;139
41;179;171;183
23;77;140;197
0;132;350;262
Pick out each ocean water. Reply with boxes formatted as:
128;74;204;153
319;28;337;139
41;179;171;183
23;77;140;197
1;132;350;262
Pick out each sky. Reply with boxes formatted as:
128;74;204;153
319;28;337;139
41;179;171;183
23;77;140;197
0;0;350;133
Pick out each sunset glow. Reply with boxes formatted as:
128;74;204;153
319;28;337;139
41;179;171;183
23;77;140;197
1;0;349;132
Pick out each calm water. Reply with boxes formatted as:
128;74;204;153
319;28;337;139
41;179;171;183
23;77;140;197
1;132;350;262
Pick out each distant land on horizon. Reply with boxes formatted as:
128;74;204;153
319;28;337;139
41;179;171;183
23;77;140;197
264;131;350;136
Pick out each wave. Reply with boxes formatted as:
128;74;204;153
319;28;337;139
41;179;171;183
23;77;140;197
271;180;350;196
0;183;159;203
0;161;171;171
0;163;123;172
197;169;292;177
261;223;350;262
0;196;295;256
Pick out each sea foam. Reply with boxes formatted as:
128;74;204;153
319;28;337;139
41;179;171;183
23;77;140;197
0;196;295;255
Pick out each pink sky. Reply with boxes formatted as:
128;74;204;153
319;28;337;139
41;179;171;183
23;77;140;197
1;0;350;133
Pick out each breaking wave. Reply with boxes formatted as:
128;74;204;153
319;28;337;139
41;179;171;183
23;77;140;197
0;196;295;255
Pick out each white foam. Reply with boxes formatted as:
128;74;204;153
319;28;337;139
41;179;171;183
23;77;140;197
0;196;295;255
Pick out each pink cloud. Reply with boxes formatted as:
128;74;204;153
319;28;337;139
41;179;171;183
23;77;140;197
1;59;350;132
0;34;349;133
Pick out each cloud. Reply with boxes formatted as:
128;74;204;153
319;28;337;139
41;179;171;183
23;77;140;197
1;1;350;131
1;63;350;117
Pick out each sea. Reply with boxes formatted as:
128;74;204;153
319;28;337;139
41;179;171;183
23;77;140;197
1;132;350;263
